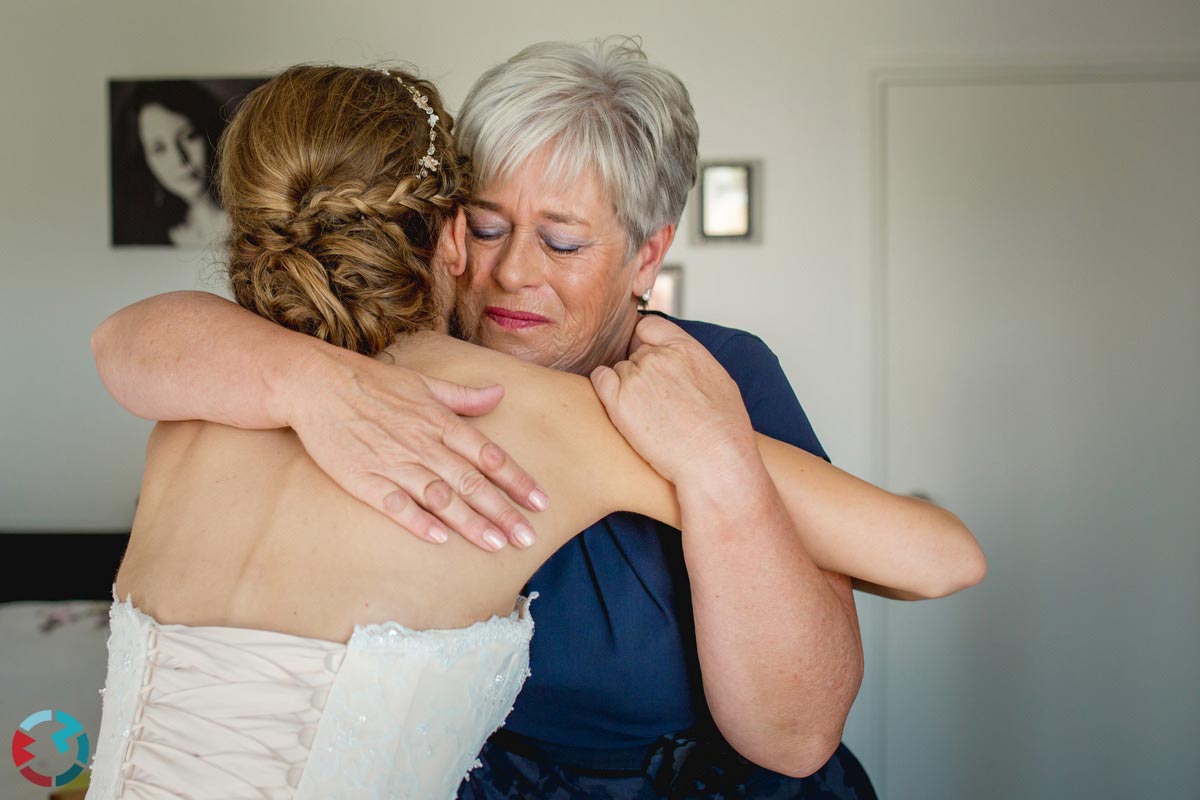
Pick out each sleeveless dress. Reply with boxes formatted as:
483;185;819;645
86;585;535;800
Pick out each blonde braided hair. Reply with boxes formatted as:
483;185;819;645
217;64;471;356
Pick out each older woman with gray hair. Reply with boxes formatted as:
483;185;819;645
94;38;981;798
451;38;876;799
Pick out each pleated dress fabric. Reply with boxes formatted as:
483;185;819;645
86;586;534;800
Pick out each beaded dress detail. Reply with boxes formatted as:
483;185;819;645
86;585;534;800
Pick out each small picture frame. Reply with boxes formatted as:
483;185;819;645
647;264;684;317
693;160;762;245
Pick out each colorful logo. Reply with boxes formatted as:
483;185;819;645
11;709;89;787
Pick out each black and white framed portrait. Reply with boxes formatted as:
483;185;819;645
109;78;267;247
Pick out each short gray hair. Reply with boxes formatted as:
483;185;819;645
458;36;699;260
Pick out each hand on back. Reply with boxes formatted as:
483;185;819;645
287;348;548;551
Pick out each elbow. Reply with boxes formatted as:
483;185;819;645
922;517;988;599
91;306;150;418
959;538;989;591
785;735;844;779
91;313;120;383
722;668;863;778
744;730;845;779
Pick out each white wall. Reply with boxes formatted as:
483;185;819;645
2;0;1197;794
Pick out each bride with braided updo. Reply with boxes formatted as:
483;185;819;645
221;66;463;355
88;63;975;798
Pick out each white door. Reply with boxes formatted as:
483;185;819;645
880;73;1200;800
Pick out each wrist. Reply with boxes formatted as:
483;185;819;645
674;433;768;502
264;337;346;428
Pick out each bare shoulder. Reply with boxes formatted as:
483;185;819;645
385;333;674;527
385;333;597;414
386;335;604;441
145;418;303;472
386;330;648;436
138;420;311;530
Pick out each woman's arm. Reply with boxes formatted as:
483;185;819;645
476;328;985;601
91;290;548;552
753;436;986;599
584;319;861;776
581;315;983;774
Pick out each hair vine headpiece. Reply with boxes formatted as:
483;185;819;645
380;68;440;178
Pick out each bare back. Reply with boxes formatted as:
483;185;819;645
115;333;676;642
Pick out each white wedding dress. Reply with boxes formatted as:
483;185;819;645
86;585;534;799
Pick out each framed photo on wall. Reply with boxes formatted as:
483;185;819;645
109;77;268;247
692;160;763;245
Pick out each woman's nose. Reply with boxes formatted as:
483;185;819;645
492;232;544;292
173;142;195;171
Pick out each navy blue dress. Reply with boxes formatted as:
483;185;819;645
459;314;877;799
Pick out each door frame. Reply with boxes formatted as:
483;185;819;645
859;59;1200;792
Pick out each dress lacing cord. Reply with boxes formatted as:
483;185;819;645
111;615;342;799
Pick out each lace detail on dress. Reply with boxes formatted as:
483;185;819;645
297;593;535;800
86;588;534;800
88;591;151;797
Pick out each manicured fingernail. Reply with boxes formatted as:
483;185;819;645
529;489;550;511
429;526;449;544
484;529;506;551
513;524;536;548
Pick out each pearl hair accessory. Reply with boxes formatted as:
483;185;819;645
380;68;440;178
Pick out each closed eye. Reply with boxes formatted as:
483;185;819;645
543;237;582;255
469;227;506;242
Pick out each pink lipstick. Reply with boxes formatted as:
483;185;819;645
484;307;550;330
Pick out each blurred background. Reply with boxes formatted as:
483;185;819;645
1;1;1197;798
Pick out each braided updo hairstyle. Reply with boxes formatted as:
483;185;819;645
217;65;470;356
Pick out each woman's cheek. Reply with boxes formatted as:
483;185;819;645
465;251;495;292
186;141;208;173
